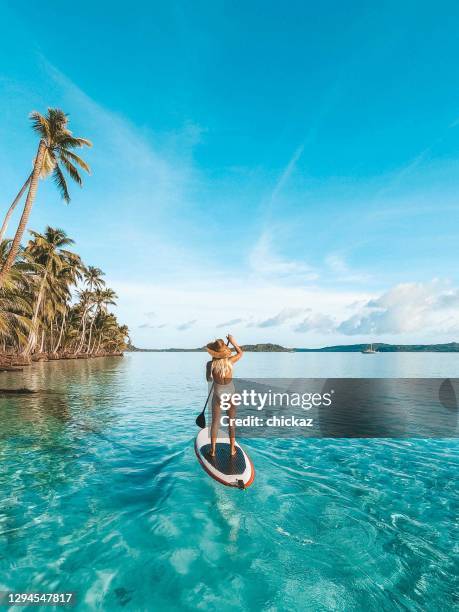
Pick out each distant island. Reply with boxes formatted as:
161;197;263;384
296;342;459;352
127;342;459;353
126;343;293;353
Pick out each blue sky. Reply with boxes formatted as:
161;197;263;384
1;1;459;347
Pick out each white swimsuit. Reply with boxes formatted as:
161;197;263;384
210;362;235;400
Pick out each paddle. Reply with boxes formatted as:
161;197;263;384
196;338;230;428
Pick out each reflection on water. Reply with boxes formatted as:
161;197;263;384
0;353;458;610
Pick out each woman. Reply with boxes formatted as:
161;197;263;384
206;334;244;458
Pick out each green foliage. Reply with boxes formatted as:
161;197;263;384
30;107;92;202
0;227;129;355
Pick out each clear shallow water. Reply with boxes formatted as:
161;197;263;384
0;353;458;611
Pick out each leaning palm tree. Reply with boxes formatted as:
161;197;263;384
0;174;32;243
0;108;91;287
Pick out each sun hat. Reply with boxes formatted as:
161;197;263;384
206;339;232;359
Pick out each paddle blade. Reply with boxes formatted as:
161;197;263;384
196;411;206;428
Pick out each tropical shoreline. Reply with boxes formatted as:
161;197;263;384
0;350;124;372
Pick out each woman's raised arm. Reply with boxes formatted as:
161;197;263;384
227;334;243;363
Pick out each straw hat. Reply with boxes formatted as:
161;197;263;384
206;339;232;359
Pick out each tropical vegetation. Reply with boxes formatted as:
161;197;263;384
0;227;128;366
0;109;129;367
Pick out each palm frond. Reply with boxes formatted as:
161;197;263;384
29;111;50;140
59;157;82;186
47;108;68;134
59;150;91;174
58;135;93;149
51;165;70;202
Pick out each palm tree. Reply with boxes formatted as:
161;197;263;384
75;266;105;353
87;287;117;353
22;227;81;356
0;108;92;287
84;266;105;291
51;263;82;355
92;312;125;354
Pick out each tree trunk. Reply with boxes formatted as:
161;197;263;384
0;173;32;243
39;328;45;353
86;316;96;353
54;311;66;354
76;310;87;353
89;328;99;354
77;302;94;353
23;269;48;355
0;141;46;287
95;336;102;354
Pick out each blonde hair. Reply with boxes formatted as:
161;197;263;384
211;357;233;379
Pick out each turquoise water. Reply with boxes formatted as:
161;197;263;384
0;353;458;611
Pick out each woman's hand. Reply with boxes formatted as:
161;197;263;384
227;333;243;362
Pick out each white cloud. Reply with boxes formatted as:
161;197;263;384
437;289;459;308
293;313;336;333
337;281;456;335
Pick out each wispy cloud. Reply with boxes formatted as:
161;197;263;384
325;253;370;283
216;318;245;328
139;322;166;329
256;308;309;328
249;233;317;282
176;319;197;331
269;144;304;203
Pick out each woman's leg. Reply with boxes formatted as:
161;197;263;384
210;396;221;456
227;401;236;456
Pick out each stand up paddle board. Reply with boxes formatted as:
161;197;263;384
195;427;255;489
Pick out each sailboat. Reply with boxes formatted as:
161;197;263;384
362;343;377;354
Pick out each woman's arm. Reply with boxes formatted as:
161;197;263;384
206;360;213;381
227;334;244;363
